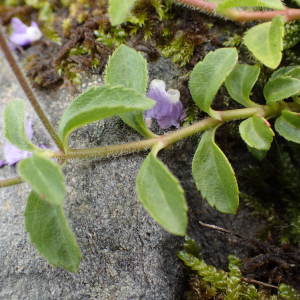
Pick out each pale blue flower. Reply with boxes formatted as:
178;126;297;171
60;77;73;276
9;17;42;50
2;120;56;166
144;79;185;129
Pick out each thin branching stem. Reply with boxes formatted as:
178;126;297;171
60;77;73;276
0;176;23;187
2;102;300;187
46;102;300;159
0;25;65;152
175;0;300;23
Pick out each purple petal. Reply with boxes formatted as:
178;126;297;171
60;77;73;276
144;80;185;129
144;79;172;119
9;33;32;47
4;142;32;165
30;21;39;28
25;120;33;140
0;160;5;168
11;18;28;34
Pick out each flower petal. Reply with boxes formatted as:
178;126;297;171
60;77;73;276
30;21;39;28
9;33;32;48
25;120;33;140
4;142;32;165
144;79;171;119
144;80;185;129
26;26;43;43
11;18;28;34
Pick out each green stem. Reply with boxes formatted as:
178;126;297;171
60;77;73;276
0;176;24;188
45;102;300;160
0;25;65;153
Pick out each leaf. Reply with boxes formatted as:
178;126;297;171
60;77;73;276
58;84;155;145
248;146;267;161
18;153;66;206
109;0;137;26
189;48;238;119
24;191;81;272
239;115;274;150
216;0;285;13
243;15;284;69
136;152;188;236
286;67;300;80
275;110;300;143
192;128;239;214
106;45;148;94
105;44;156;138
4;100;40;152
225;64;260;107
263;76;300;104
270;66;297;80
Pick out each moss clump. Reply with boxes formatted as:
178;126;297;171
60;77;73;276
179;236;300;300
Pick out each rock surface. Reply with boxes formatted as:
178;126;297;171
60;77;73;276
0;49;263;299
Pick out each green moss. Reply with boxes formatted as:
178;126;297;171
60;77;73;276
179;236;300;300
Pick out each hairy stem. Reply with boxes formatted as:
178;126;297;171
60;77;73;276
2;101;300;188
0;176;24;187
0;25;65;152
45;102;300;160
175;0;300;23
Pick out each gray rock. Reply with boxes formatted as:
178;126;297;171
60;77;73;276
0;50;263;300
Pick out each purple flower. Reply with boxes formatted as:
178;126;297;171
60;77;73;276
2;120;56;166
144;79;185;129
9;18;42;50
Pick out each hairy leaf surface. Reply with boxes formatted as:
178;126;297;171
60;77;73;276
105;44;156;138
275;110;300;143
264;76;300;103
216;0;285;12
225;64;260;107
136;152;188;236
109;0;137;26
59;84;155;145
18;154;65;206
239;115;274;150
25;191;81;272
4;100;40;152
270;66;297;79
189;48;238;119
248;146;267;161
243;15;284;69
192;128;239;214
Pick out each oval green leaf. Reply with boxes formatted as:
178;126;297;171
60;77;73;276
18;153;66;206
248;146;267;161
105;45;156;138
192;128;239;214
243;15;284;69
263;76;300;104
109;0;137;26
239;115;274;150
225;64;260;107
189;48;238;119
270;66;297;80
216;0;285;13
25;190;81;273
106;44;148;94
275;110;300;143
136;152;188;236
58;84;155;145
4;100;40;152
